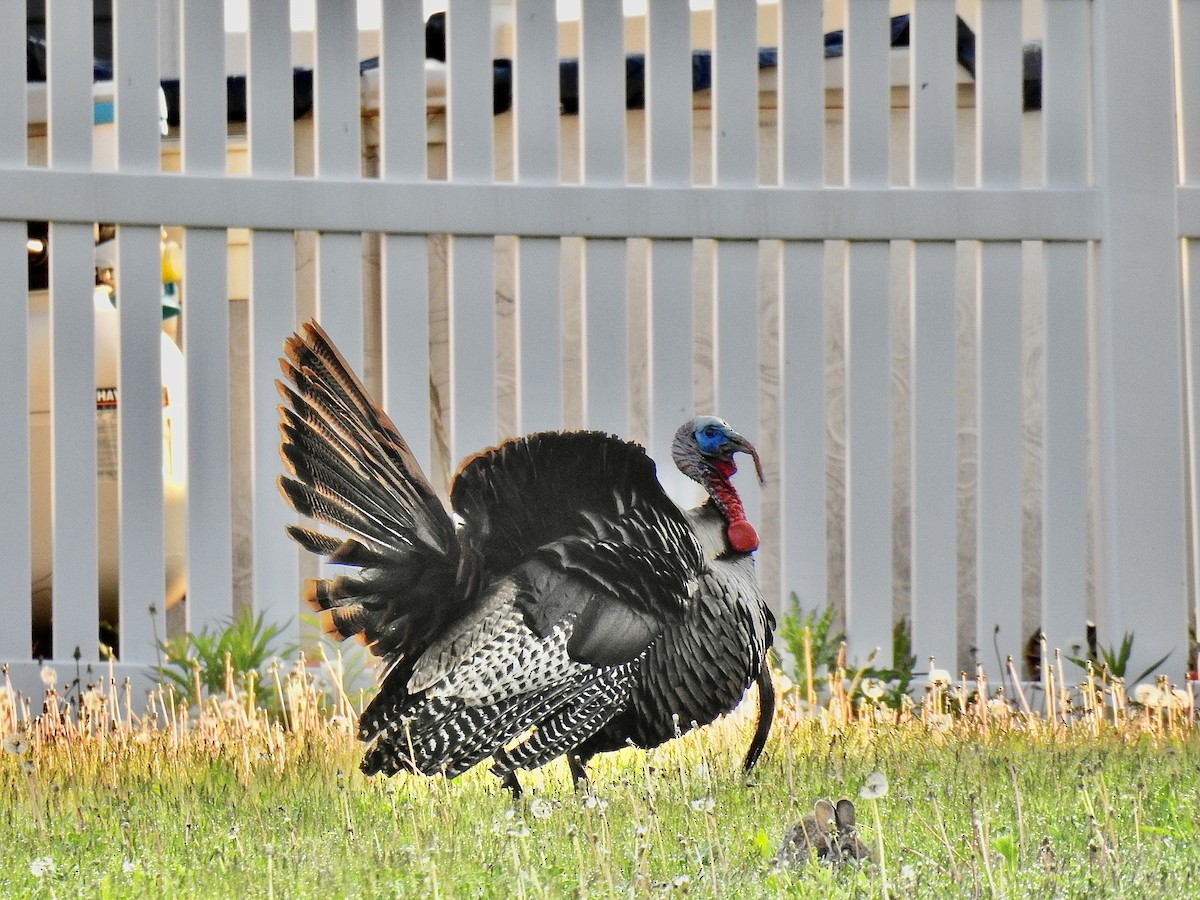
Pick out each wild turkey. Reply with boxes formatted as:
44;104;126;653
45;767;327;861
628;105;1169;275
276;321;776;795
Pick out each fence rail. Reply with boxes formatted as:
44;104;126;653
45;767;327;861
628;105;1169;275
2;0;1197;702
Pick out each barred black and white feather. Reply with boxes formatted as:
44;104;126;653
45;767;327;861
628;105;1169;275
277;321;776;794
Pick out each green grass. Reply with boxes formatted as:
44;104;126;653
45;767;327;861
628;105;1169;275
3;678;1200;898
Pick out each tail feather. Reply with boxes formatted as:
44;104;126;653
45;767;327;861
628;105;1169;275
277;320;465;663
278;383;442;550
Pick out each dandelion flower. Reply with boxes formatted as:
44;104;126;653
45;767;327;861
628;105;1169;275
39;666;57;689
2;733;29;756
859;771;889;800
30;856;55;878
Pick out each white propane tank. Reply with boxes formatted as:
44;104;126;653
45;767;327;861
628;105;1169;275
28;288;187;645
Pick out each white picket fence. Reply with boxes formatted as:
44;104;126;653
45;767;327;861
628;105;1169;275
2;0;1198;700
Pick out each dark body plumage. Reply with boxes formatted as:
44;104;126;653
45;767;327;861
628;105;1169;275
277;321;776;793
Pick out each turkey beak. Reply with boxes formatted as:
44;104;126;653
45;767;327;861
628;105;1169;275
728;432;765;485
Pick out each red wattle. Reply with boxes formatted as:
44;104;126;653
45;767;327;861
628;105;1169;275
727;519;759;553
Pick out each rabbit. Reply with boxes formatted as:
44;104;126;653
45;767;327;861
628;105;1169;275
776;798;871;866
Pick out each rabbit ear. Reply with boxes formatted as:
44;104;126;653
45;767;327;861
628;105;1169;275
835;799;857;829
813;799;837;830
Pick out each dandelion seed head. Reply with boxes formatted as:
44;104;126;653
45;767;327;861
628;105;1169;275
81;688;106;715
927;668;952;688
689;797;715;814
30;856;55;878
529;798;552;820
862;678;886;701
39;666;57;688
2;733;29;756
859;771;889;800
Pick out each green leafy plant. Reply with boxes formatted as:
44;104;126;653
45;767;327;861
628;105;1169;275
154;607;296;704
777;594;845;703
866;617;918;709
778;594;917;709
1067;631;1170;686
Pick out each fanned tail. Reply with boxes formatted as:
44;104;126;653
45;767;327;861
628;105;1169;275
276;321;462;662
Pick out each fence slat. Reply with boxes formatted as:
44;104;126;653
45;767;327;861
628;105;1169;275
0;0;29;658
778;241;825;615
180;0;234;630
1092;0;1188;680
46;1;97;661
114;0;164;664
1040;0;1090;664
248;0;298;637
776;0;826;615
378;1;431;471
315;0;364;369
908;0;958;669
644;0;694;502
48;224;99;661
514;0;562;435
516;238;563;434
712;1;761;527
0;217;29;659
1181;1;1200;669
843;0;893;664
974;0;1024;667
446;3;498;460
182;228;233;625
578;2;628;433
647;239;694;505
116;225;164;663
